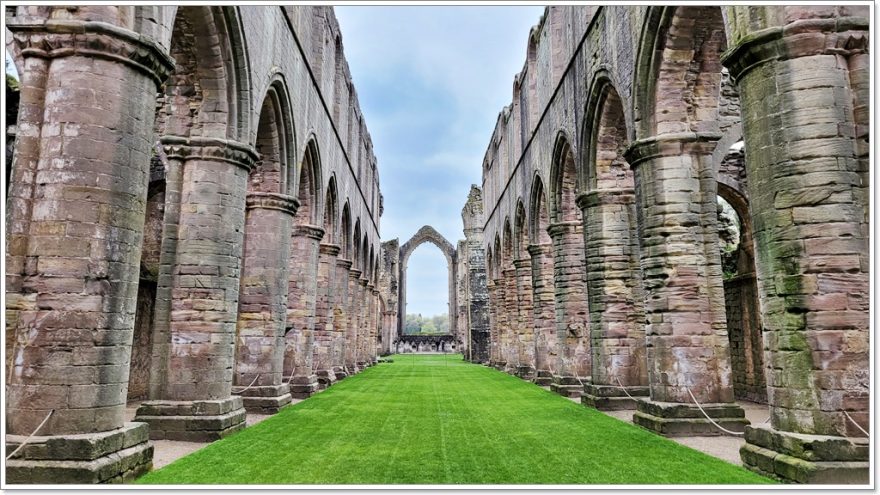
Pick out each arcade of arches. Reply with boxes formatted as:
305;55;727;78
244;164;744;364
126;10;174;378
3;4;870;485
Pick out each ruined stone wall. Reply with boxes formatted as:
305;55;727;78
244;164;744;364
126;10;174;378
4;5;385;483
475;5;869;483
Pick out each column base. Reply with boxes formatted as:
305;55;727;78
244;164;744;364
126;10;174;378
532;369;553;386
633;400;749;437
333;366;348;381
516;365;535;381
581;383;649;410
357;361;369;370
316;369;337;389
288;375;319;399
5;422;152;484
344;363;359;375
740;425;869;484
235;384;292;414
491;360;507;371
550;375;586;398
134;397;246;442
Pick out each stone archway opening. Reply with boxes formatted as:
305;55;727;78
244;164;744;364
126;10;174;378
397;226;457;354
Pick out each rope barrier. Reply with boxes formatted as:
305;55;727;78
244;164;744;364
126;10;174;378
844;411;869;437
231;374;261;394
685;387;744;436
6;410;54;461
614;377;638;401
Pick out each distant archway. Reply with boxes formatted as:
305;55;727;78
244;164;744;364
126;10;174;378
398;226;457;342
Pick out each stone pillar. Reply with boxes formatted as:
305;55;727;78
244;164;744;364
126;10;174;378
548;222;590;398
283;225;322;398
578;190;649;410
369;286;380;363
313;243;340;388
722;13;869;483
232;193;298;413
356;277;370;368
135;136;257;441
346;268;363;374
513;258;535;379
485;280;499;366
5;15;174;483
333;259;352;380
527;243;556;386
492;273;508;370
623;133;746;436
502;268;521;373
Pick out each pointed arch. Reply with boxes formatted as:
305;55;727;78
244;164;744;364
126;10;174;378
295;138;321;226
340;202;352;260
156;6;250;141
549;132;579;224
514;200;529;260
528;175;552;245
633;6;730;139
250;79;294;195
322;176;338;244
582;74;633;193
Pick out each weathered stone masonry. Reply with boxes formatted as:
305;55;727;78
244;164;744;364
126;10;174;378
5;5;383;483
464;5;869;484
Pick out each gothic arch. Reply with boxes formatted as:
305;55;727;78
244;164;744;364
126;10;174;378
295;138;322;227
397;226;458;339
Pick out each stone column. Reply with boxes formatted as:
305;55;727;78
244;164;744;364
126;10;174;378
135;136;257;441
578;190;649;410
369;286;380;363
623;133;746;436
722;13;869;483
283;224;322;398
5;15;174;483
313;243;340;388
232;193;298;413
346;268;363;374
513;258;536;379
356;277;370;368
527;243;556;386
548;222;590;398
333;258;352;380
492;273;508;370
502;268;520;373
485;280;499;366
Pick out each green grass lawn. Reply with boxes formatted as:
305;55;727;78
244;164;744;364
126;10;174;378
137;354;773;485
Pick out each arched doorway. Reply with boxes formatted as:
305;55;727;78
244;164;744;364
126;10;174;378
397;226;457;348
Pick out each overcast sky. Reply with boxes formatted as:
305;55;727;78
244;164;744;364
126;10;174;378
336;6;544;317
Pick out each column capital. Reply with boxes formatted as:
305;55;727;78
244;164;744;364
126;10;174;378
336;258;353;270
245;192;299;216
349;268;363;279
293;224;325;241
576;188;635;210
721;17;869;82
624;132;721;168
358;277;369;287
159;136;259;173
526;243;553;257
371;287;380;296
319;243;341;256
547;221;580;239
513;258;531;270
6;19;175;88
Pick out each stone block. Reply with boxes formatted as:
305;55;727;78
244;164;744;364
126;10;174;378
633;400;749;436
5;423;152;484
741;442;869;484
134;397;246;442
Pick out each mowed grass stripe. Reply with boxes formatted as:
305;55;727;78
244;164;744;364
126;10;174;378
137;354;773;485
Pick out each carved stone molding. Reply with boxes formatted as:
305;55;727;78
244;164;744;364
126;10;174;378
624;132;721;169
576;188;636;210
245;192;299;216
547;220;580;239
7;19;175;87
319;243;341;257
293;224;325;241
722;17;870;82
159;135;259;173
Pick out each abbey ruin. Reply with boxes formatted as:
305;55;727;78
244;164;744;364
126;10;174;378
3;4;871;486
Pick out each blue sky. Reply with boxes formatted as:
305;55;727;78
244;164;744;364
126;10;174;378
335;6;544;317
